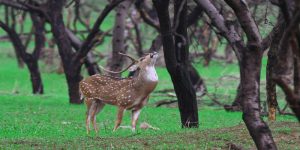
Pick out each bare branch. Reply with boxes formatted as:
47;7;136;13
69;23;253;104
0;0;28;11
194;0;243;60
72;0;126;66
224;0;261;47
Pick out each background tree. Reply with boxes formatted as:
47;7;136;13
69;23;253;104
153;0;199;128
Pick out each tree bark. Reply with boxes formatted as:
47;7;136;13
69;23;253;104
153;0;199;128
27;58;43;94
239;50;276;149
29;12;45;94
108;0;132;76
46;0;82;103
224;1;277;148
65;29;101;75
266;16;285;121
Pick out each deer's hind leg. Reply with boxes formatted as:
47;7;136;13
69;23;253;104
85;98;93;134
91;100;105;133
85;98;100;134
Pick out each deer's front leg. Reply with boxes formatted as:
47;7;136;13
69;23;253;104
131;109;141;131
113;107;125;131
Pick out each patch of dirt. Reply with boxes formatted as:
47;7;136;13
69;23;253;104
89;121;300;149
2;122;299;149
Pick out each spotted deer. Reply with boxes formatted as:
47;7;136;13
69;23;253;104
79;52;158;134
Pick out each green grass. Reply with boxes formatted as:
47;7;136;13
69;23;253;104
0;54;299;149
0;4;299;148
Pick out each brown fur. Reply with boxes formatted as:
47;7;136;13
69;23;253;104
80;52;158;134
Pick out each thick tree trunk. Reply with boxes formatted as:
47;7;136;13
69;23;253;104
174;0;198;127
27;59;43;94
65;73;82;104
153;0;199;128
108;0;132;76
47;0;82;104
240;50;277;150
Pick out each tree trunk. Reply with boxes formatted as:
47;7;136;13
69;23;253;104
47;0;82;104
294;54;300;95
153;0;199;128
266;50;277;121
65;29;101;75
108;0;132;76
0;12;45;95
240;49;277;149
265;17;285;121
27;58;43;94
65;72;82;104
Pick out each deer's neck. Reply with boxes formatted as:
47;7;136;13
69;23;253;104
144;66;158;82
134;66;158;85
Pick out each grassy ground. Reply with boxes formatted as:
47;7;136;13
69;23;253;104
0;52;299;149
0;5;298;148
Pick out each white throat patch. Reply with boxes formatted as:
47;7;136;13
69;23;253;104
145;66;158;82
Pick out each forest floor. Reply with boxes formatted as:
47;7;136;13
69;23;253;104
0;52;299;149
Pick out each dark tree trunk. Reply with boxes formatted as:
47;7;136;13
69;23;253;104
27;59;43;94
196;0;277;148
294;55;300;95
46;0;82;104
266;16;285;121
0;12;45;94
108;0;132;76
84;52;101;75
240;49;277;150
153;0;199;128
266;49;277;121
4;6;24;68
28;12;45;94
65;29;101;75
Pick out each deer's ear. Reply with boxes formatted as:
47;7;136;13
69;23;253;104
128;64;138;71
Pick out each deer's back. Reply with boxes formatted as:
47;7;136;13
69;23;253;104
80;74;135;103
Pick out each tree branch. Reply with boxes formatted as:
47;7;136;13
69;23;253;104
224;0;261;47
72;0;125;66
194;0;243;61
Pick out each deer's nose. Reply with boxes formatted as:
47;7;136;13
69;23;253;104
150;51;158;58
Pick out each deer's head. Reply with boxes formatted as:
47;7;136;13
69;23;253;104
129;52;158;71
101;52;159;75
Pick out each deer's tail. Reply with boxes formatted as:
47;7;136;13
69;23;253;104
79;89;85;102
